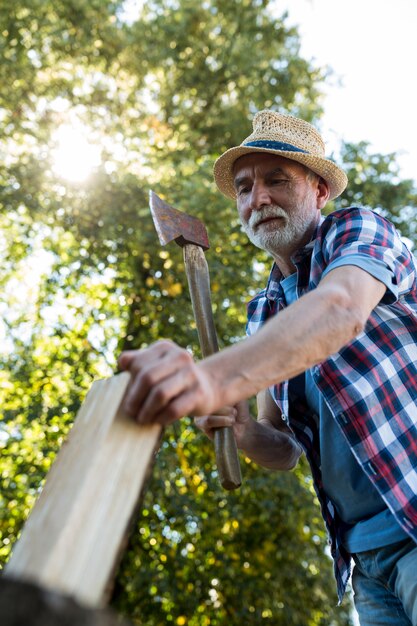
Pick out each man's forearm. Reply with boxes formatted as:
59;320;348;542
119;267;385;426
200;285;359;409
200;267;384;412
238;418;302;470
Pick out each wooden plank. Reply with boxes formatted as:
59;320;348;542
5;372;162;607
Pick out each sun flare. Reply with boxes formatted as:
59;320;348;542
51;123;102;182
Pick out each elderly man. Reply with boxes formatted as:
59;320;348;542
119;110;417;625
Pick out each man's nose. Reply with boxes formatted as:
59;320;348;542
250;182;272;211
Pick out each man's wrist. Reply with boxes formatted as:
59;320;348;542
198;347;257;412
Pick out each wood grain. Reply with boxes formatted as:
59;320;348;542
6;372;162;607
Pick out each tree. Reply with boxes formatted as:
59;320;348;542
335;141;417;243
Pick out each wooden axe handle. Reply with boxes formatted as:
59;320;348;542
183;244;242;490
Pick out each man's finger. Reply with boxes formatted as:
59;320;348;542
194;414;236;443
122;362;172;416
118;350;141;370
136;367;199;423
122;348;192;416
118;340;177;372
210;406;237;418
149;388;223;428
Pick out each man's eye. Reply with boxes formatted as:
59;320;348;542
238;186;250;195
271;179;286;185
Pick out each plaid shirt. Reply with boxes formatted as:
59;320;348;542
246;207;417;602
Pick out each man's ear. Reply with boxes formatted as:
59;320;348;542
316;176;330;209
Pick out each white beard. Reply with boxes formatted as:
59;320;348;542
240;200;317;257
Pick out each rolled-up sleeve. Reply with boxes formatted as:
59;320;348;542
318;208;416;304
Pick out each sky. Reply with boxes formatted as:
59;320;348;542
282;0;417;184
119;0;417;184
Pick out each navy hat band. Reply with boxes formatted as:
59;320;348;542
244;140;309;154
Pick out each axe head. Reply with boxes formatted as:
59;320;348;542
149;191;210;251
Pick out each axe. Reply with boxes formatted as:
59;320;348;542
149;191;242;491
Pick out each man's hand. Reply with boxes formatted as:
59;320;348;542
118;340;218;425
196;392;302;471
194;401;252;448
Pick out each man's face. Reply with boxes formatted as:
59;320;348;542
233;153;324;258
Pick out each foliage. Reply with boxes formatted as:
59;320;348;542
334;141;417;240
114;439;347;625
1;1;416;625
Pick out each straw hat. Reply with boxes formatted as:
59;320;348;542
213;110;347;201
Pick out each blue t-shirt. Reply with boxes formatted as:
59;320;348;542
281;258;408;552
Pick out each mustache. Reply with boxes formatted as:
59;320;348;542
247;205;287;229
